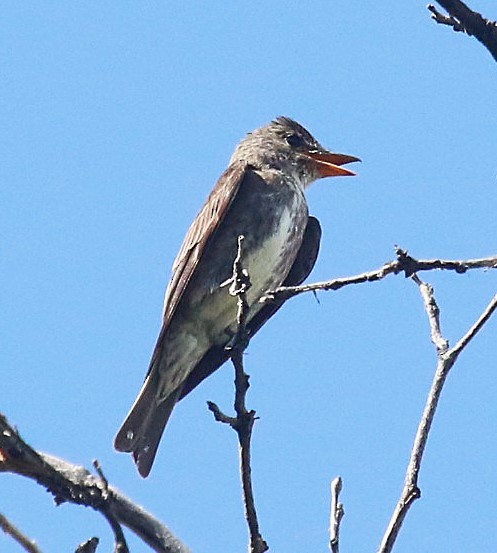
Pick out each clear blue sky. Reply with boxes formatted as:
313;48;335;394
2;2;497;552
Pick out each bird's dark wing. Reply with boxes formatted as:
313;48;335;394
164;160;250;328
147;160;250;371
282;215;322;287
178;215;322;400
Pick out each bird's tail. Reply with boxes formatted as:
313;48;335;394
114;370;181;477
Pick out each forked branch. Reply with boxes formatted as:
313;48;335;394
378;277;497;553
208;235;268;553
0;415;190;553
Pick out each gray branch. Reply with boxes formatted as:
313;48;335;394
0;512;42;553
378;278;497;553
428;1;497;62
0;414;190;553
329;477;344;553
208;234;268;553
265;248;497;303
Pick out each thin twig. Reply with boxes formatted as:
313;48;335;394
264;249;497;303
411;274;449;354
0;512;42;553
93;459;109;490
329;477;344;553
428;4;466;32
378;278;497;553
92;461;129;553
208;235;268;553
450;293;497;358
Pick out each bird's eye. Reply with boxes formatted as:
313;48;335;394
286;134;305;148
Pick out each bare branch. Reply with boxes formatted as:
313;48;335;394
329;477;344;553
206;401;237;426
209;235;268;553
0;414;190;553
411;274;449;354
428;1;497;62
265;249;497;303
378;278;497;553
0;512;42;553
450;292;497;358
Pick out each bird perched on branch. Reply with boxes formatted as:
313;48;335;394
115;117;359;476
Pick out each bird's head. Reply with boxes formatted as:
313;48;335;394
230;117;360;187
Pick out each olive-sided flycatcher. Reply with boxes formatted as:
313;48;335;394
115;117;359;476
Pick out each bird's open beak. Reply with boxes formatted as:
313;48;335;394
306;151;361;177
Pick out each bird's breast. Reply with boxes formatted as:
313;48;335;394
198;185;308;342
242;197;307;298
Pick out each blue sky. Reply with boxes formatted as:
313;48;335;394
2;2;497;552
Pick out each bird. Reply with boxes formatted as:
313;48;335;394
114;117;359;477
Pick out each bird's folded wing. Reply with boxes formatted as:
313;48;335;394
148;160;250;372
